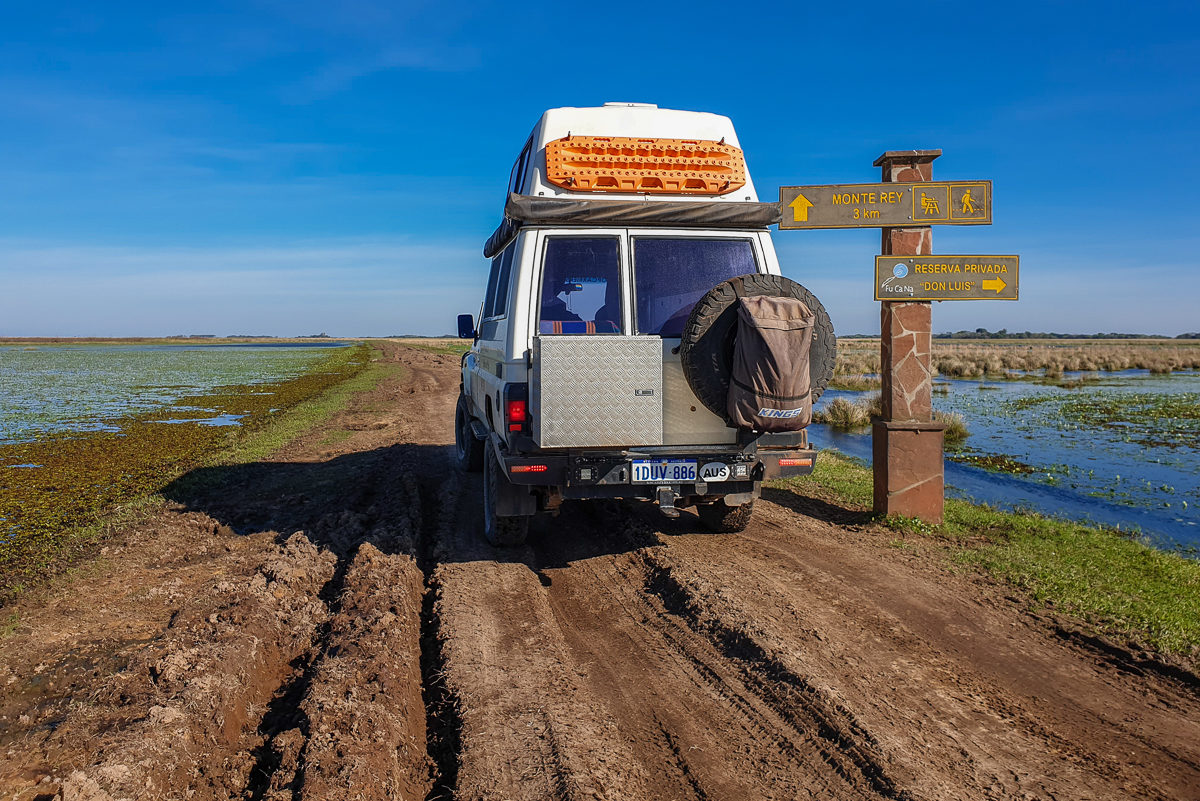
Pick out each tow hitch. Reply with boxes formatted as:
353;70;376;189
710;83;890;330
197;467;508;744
656;486;679;518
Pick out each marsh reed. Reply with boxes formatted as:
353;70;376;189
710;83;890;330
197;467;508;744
833;339;1200;379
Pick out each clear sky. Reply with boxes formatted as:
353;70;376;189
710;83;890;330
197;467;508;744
1;1;1197;337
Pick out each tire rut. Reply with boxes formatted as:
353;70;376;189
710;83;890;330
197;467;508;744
528;512;902;800
637;549;912;800
416;472;465;801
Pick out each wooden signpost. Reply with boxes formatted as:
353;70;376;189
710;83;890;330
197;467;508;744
780;152;1018;523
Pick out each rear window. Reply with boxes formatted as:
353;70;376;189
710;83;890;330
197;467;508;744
633;238;758;336
538;237;622;334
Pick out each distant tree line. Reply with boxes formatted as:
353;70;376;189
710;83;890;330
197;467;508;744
933;328;1200;340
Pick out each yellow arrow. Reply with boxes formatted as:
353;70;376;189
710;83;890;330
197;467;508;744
982;277;1006;293
789;193;814;222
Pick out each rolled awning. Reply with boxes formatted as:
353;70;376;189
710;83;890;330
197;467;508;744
483;193;783;258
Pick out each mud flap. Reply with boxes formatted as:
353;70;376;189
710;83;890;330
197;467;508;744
494;481;537;517
490;441;538;517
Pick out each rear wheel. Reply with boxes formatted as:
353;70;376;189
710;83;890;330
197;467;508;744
697;498;755;533
483;446;530;546
455;395;484;473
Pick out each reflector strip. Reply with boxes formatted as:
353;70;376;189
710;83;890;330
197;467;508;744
545;135;746;196
510;465;548;473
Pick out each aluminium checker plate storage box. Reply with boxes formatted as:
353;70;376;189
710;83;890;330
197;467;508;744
532;336;663;448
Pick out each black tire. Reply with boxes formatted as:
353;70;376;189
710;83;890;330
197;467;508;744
679;274;836;423
483;446;529;547
697;498;755;533
455;395;484;473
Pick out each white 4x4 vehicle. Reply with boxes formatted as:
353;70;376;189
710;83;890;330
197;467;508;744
456;103;835;545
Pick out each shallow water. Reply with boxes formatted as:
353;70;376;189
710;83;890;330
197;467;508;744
812;370;1200;552
0;343;350;444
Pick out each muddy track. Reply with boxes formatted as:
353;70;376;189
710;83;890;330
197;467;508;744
2;342;1199;801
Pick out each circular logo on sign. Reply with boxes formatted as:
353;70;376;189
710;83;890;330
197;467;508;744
700;462;730;482
893;264;909;278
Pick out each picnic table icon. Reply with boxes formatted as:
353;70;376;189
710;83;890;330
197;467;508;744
920;192;940;216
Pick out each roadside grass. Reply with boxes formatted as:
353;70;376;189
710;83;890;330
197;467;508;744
395;337;470;356
0;343;382;603
220;353;402;465
778;450;1200;657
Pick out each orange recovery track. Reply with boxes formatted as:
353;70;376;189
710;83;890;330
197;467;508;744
544;135;746;195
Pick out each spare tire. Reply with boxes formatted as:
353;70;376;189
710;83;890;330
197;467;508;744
679;274;835;424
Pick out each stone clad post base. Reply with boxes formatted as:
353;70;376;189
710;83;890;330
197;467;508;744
872;420;946;523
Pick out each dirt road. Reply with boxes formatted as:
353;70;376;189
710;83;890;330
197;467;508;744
2;342;1198;801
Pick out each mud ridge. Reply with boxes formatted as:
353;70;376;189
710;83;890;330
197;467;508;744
416;478;464;800
1052;624;1200;694
639;550;912;801
243;551;352;800
51;532;338;800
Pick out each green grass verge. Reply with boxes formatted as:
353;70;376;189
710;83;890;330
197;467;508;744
394;337;471;356
778;450;1200;656
0;343;387;602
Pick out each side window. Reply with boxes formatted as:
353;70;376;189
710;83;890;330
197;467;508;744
482;254;504;319
508;137;532;197
633;238;758;337
539;237;621;335
480;247;515;340
492;246;514;318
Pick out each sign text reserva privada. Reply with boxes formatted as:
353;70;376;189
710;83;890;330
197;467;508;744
874;256;1020;301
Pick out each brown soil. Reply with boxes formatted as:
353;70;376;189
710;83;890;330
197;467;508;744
2;342;1197;801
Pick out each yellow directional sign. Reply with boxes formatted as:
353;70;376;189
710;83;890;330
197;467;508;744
780;181;992;229
875;256;1019;301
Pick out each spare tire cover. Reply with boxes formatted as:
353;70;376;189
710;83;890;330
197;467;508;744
679;274;836;423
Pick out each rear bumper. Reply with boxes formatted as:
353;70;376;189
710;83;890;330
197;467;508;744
500;446;817;499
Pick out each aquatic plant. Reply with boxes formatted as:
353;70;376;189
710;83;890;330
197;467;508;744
828;374;881;391
935;411;970;449
814;393;883;430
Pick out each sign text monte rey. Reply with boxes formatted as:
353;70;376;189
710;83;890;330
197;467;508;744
779;181;992;230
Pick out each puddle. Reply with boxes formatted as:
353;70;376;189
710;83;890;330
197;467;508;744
151;414;245;427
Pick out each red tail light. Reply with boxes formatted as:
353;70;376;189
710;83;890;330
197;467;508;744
506;399;527;431
778;458;812;467
510;464;548;473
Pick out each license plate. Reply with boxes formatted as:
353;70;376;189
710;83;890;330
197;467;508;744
631;459;697;484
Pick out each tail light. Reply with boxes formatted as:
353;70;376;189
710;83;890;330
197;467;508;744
502;383;529;435
506;400;526;431
778;457;812;467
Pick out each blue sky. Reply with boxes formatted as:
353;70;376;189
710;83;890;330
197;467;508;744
0;1;1196;336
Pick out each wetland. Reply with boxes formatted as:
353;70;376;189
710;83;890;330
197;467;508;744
817;339;1200;554
0;341;369;598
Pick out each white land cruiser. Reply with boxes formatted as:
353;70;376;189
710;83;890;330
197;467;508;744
456;103;836;545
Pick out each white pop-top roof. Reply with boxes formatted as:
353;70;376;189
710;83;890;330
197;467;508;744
517;103;759;203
